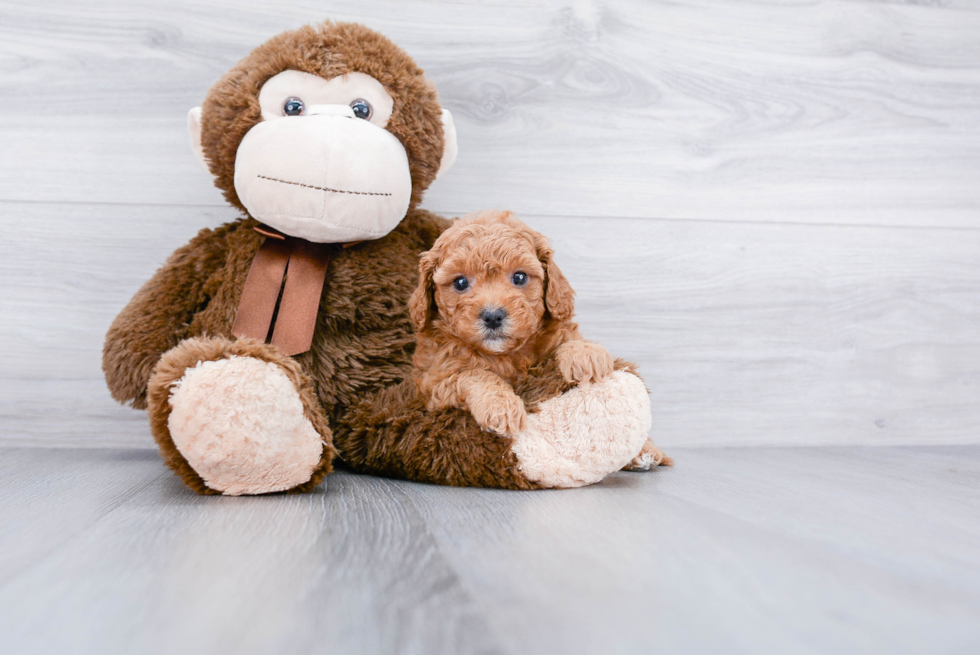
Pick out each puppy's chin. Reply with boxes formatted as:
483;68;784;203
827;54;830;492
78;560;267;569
480;335;513;354
471;327;521;355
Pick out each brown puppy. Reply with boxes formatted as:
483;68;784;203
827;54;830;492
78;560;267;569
409;210;615;435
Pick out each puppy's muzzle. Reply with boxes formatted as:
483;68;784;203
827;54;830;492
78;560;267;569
480;307;507;331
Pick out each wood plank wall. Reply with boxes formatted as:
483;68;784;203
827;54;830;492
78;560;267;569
1;0;978;448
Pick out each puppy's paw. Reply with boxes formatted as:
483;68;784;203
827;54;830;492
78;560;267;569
623;438;674;471
470;390;528;436
556;341;615;385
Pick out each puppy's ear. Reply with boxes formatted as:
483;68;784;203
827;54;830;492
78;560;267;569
534;234;575;321
409;250;438;332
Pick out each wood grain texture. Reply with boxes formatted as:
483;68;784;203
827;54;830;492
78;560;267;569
0;0;978;225
529;213;980;448
0;448;168;585
0;448;503;655
402;445;980;655
2;200;978;448
0;445;977;654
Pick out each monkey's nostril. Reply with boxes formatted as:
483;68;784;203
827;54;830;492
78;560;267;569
480;308;507;330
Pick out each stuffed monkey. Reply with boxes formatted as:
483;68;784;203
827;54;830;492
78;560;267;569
103;21;661;495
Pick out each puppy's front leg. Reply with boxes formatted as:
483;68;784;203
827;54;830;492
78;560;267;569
555;340;615;384
458;370;528;436
623;438;674;471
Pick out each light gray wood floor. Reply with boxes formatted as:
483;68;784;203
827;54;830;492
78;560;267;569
1;445;978;655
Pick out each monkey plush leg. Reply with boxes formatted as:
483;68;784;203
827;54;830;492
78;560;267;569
146;336;335;495
335;358;664;490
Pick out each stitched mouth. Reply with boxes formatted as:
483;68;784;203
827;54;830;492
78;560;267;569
257;175;392;197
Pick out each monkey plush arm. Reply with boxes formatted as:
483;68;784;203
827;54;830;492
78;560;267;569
103;223;236;409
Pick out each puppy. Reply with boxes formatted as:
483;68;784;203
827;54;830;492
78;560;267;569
408;210;615;436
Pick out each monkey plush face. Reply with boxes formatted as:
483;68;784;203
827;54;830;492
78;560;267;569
187;22;457;243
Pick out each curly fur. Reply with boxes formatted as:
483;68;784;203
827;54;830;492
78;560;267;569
409;210;615;436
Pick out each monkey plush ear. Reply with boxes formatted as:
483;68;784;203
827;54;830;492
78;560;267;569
435;109;458;180
187;107;211;174
409;251;439;332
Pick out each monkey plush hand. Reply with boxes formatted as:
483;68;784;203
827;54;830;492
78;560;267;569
103;22;660;495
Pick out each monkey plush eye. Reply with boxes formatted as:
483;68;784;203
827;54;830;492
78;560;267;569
512;271;528;287
350;98;373;120
282;97;305;116
452;276;469;292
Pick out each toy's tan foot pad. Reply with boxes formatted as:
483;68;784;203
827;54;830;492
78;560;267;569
167;355;323;495
511;370;652;488
623;437;674;471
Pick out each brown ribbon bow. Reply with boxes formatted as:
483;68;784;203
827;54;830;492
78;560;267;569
231;226;336;357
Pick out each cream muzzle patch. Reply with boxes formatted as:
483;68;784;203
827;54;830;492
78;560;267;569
234;70;411;243
188;70;458;243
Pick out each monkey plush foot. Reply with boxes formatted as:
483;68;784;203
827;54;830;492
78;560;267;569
511;369;653;488
147;337;335;495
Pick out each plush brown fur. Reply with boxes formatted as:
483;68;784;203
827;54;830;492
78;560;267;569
104;209;448;491
104;209;446;411
103;220;242;410
409;210;614;435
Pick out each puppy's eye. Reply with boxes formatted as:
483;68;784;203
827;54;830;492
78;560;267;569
282;97;305;116
512;271;528;287
452;276;469;292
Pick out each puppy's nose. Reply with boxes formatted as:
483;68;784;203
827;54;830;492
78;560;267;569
480;307;507;330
